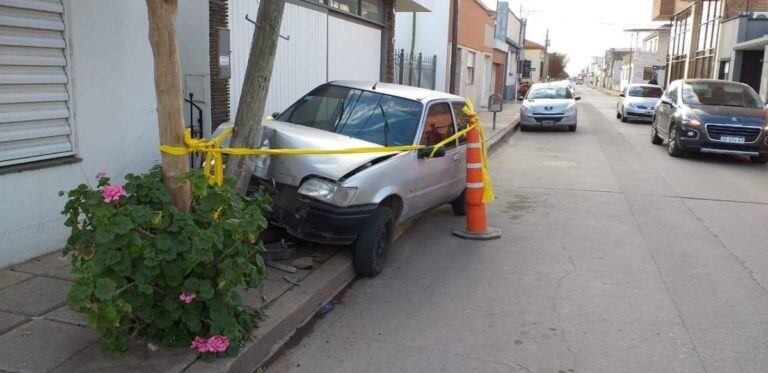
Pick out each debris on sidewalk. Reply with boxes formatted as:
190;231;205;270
291;256;315;269
315;301;333;316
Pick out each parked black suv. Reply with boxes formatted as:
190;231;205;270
651;79;768;163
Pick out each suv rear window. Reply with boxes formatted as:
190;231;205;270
277;84;424;146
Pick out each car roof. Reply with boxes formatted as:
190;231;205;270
330;81;463;102
627;83;662;88
530;82;570;89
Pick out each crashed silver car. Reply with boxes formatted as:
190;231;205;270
220;82;470;276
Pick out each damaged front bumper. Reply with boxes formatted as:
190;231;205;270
252;178;376;245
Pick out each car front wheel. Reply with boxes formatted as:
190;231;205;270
751;155;768;164
353;206;394;277
667;125;684;157
651;118;664;145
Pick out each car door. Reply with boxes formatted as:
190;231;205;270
448;101;469;198
656;83;677;136
414;101;461;213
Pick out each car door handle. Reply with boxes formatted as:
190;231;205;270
453;154;461;162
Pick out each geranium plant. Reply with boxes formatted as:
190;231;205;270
60;167;269;358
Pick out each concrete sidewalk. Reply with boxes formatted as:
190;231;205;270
0;107;520;373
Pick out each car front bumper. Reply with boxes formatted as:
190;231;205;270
676;125;768;157
520;112;577;126
252;179;376;245
624;110;654;121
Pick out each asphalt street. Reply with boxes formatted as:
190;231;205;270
268;86;768;373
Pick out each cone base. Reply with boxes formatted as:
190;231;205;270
452;227;502;240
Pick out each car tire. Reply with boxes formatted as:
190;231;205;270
651;119;664;145
353;206;394;277
667;125;684;157
568;124;577;132
750;155;768;164
620;112;628;123
451;190;466;215
520;125;529;132
616;112;621;119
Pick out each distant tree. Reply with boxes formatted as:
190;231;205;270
548;52;570;80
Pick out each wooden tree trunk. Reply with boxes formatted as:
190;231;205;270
224;0;286;195
146;0;191;211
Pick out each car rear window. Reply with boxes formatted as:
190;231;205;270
628;86;663;98
527;86;573;99
277;84;424;146
681;82;762;108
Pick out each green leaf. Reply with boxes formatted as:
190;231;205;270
137;283;153;295
94;278;117;301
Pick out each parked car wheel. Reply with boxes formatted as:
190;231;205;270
667;125;684;157
451;190;466;216
520;125;529;132
353;206;394;277
620;111;628;123
750;155;768;164
651;119;664;145
616;112;621;119
568;124;577;132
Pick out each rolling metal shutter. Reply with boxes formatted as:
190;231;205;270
0;0;73;167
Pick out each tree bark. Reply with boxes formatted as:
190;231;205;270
146;0;191;211
224;0;286;195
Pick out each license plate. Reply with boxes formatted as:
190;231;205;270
542;121;555;126
720;135;745;144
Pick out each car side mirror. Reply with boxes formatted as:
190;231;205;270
271;112;281;119
661;98;674;106
619;93;625;97
575;96;582;101
764;102;768;110
418;146;446;159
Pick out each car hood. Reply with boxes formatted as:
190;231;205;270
625;96;659;106
216;121;400;186
688;105;766;126
524;99;574;113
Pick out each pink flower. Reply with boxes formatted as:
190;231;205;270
178;293;196;304
190;335;229;353
95;172;107;180
206;335;229;352
102;184;127;203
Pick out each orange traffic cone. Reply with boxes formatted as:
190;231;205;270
453;123;501;240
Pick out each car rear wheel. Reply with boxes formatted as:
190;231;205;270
667;125;684;157
750;155;768;164
568;124;577;132
353;206;394;277
451;190;466;216
651;118;664;145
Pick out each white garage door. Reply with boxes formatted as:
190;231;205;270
327;15;381;82
0;0;73;167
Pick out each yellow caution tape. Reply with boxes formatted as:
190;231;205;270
161;97;494;204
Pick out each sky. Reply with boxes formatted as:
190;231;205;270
480;0;665;75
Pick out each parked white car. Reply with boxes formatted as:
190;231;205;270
617;84;664;123
217;82;469;277
520;83;581;132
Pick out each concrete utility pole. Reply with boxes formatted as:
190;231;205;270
146;0;191;212
449;0;459;94
544;28;550;81
224;0;286;195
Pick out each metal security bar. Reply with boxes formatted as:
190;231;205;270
394;49;437;90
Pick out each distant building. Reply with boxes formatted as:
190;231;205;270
522;40;547;83
618;26;671;90
494;2;526;99
602;48;632;91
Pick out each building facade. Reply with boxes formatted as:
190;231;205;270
0;1;165;267
451;0;496;106
618;26;670;90
522;40;547;83
494;1;526;99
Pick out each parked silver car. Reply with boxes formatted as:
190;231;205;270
617;84;663;123
520;83;581;132
218;82;469;276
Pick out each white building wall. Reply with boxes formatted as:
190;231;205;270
0;0;161;267
394;1;450;91
717;17;741;80
229;1;382;117
177;0;212;136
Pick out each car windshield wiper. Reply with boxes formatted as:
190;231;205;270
378;101;390;147
333;97;346;132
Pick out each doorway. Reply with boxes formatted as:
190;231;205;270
740;51;762;93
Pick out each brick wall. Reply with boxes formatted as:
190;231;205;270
382;0;395;82
457;0;494;54
209;0;229;130
724;0;768;18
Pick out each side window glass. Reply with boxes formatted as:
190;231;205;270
421;103;456;149
451;101;470;145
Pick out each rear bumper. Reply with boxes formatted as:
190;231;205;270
624;110;654;121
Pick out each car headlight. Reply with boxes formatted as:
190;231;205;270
298;178;358;207
682;117;701;127
564;104;576;115
522;105;533;115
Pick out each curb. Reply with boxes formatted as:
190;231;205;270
184;252;355;373
185;118;521;372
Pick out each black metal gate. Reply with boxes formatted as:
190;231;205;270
393;49;437;90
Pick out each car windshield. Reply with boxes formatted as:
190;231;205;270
277;85;424;146
628;86;663;98
528;86;573;99
681;82;762;108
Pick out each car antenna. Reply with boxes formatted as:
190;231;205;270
372;82;378;90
